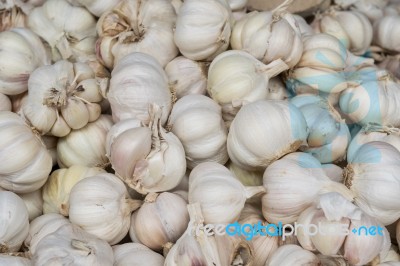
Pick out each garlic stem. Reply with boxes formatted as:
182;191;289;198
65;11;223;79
126;198;142;213
244;186;267;199
144;192;159;203
271;0;295;17
55;35;73;59
71;239;92;253
261;59;290;79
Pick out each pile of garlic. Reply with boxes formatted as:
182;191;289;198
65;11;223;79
1;0;400;265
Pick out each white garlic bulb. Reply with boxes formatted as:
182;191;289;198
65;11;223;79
28;0;97;62
167;95;228;169
311;10;373;55
373;15;400;53
227;100;308;171
0;112;52;193
261;152;354;224
32;223;114;266
113;243;165;266
22;60;105;137
0;255;31;265
43;165;106;216
129;192;189;250
339;0;389;22
108;52;172;125
0;28;50;96
69;173;142;244
231;7;303;68
227;161;263;186
189;162;266;224
107;106;186;194
57;115;113;168
345;141;400;225
165;56;208;99
97;0;177;68
0;191;29;253
18;190;43;222
207;51;289;123
291;94;351;163
0;93;11;112
174;0;234;61
67;0;123;17
265;244;320;266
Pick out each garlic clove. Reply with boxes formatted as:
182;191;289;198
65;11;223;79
50;114;71;137
113;243;165;266
86;103;102;122
265;244;320;266
61;98;90;130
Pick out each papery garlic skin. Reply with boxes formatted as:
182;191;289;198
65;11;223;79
108;52;172;125
0;93;11;112
43;165;106;216
97;0;177;68
165;56;208;99
18;190;43;222
0;112;52;193
345;141;400;225
293;14;315;36
22;60;105;137
0;191;29;252
0;28;50;96
0;5;27;31
28;0;97;62
0;255;31;265
168;95;228;169
174;0;234;61
227;100;308;171
129;192;189;250
265;244;320;266
69;173;142;245
113;243;165;266
68;0;122;17
57;115;113;168
32;224;114;266
373;15;400;53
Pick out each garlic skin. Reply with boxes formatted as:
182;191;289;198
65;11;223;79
0;93;11;112
22;60;105;137
107;106;186;194
97;0;177;68
68;0;123;17
69;173;142;245
129;192;189;251
57;115;113;168
18;190;43;222
32;224;114;266
0;28;50;96
167;95;228;169
345;141;400;225
207;51;289;123
165;56;208;99
261;152;354;224
108;52;172;125
227;100;308;171
293;14;315;36
174;0;234;61
373;15;400;53
43;165;106;216
231;9;303;68
28;0;97;62
189;162;266;224
265;244;320;266
0;112;52;193
113;243;165;266
0;255;31;265
0;191;29;253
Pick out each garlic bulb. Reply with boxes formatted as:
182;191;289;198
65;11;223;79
108;52;172;125
340;0;389;22
43;165;106;216
231;6;303;68
0;191;29;252
28;0;97;62
42;135;58;166
0;93;11;112
227;100;308;171
32;223;114;266
22;60;105;137
57;115;113;168
207;51;289;123
345;141;400;225
113;243;165;266
379;55;400;79
69;173;142;244
68;0;122;17
371;245;400;265
291;94;351;163
129;192;189;250
373;15;400;53
265;244;320;266
311;10;373;55
261;152;354;224
0;112;52;193
0;28;50;96
167;95;228;169
323;164;344;183
97;0;177;68
227;161;263;186
165;56;208;99
107;106;186;194
189;162;266;224
174;0;234;61
0;255;31;265
18;190;43;222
